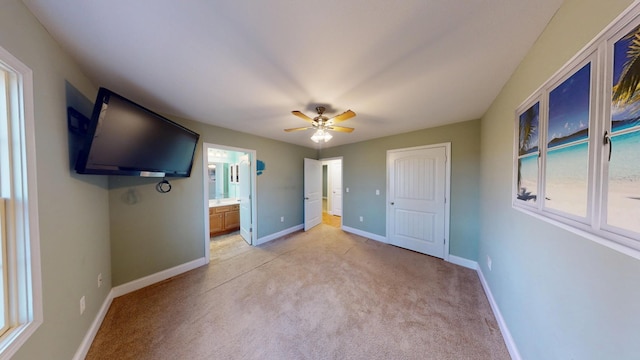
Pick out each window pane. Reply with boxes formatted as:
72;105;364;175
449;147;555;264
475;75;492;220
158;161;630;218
0;199;6;331
517;102;539;202
545;63;591;217
607;130;640;232
609;26;640;233
517;154;538;202
545;142;589;216
0;70;8;332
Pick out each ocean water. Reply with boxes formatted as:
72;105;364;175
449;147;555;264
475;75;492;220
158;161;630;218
546;141;589;216
519;129;638;228
608;129;640;233
518;154;538;201
609;130;640;181
521;129;639;187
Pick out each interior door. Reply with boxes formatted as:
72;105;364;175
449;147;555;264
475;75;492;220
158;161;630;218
304;158;322;231
330;160;342;216
238;154;252;244
388;146;447;258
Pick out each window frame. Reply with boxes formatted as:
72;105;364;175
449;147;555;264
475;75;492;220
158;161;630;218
0;44;43;358
513;2;640;260
540;54;598;225
513;97;542;210
599;15;640;242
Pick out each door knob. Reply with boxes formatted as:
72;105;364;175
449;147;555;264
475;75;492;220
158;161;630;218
390;202;394;205
304;197;309;200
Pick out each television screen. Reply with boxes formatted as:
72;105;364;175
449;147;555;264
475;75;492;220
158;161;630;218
75;87;200;177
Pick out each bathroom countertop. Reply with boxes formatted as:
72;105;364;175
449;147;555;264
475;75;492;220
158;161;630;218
208;199;239;208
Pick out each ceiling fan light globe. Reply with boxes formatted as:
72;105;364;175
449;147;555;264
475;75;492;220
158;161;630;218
310;129;323;143
311;129;332;143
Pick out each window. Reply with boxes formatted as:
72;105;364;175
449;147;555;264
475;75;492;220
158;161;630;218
513;3;640;257
545;62;592;219
0;45;42;358
605;23;640;237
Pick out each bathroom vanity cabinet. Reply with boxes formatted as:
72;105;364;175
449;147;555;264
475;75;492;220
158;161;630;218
209;204;240;237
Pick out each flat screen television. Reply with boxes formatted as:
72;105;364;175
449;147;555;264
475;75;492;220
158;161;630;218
75;87;200;177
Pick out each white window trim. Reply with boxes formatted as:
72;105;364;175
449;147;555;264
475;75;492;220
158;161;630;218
0;44;43;359
513;1;640;260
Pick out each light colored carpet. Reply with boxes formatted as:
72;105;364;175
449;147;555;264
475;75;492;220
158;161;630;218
86;224;509;359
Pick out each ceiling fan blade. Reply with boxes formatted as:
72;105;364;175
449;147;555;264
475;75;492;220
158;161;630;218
328;110;356;124
284;126;311;132
291;110;314;123
328;126;354;133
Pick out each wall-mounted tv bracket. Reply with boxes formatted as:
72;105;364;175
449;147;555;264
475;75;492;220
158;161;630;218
67;107;90;135
156;178;172;193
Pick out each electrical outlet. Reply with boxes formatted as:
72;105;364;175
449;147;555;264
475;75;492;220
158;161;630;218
359;216;363;222
80;296;86;315
98;273;103;288
280;216;284;222
487;256;492;271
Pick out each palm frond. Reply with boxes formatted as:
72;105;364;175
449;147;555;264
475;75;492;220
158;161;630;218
519;105;538;155
613;30;640;105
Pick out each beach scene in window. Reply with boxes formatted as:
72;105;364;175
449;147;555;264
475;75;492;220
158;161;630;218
545;63;591;218
608;25;640;234
517;102;539;203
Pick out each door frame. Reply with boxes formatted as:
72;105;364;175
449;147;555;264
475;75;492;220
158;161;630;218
386;143;451;261
320;157;343;225
203;142;258;263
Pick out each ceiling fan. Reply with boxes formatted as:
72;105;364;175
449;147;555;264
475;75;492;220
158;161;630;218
284;106;356;143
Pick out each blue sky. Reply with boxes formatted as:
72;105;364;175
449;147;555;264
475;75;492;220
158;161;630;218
548;63;591;143
525;28;638;151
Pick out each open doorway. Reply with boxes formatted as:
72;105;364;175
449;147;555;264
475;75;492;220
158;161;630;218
321;158;342;228
203;143;257;263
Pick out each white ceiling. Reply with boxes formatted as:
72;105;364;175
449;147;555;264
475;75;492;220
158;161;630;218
23;0;563;149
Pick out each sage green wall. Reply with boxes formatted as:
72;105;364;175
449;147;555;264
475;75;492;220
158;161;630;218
0;1;111;359
109;117;316;285
320;119;480;261
479;0;640;358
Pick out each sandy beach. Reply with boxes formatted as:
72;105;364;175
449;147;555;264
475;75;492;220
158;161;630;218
517;179;640;234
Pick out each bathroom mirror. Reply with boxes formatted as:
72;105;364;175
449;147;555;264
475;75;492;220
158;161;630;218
208;162;230;199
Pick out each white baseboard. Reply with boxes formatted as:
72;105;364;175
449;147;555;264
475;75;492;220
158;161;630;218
72;289;114;360
477;268;521;360
255;224;304;245
74;257;207;358
111;257;206;297
448;255;478;270
341;226;387;243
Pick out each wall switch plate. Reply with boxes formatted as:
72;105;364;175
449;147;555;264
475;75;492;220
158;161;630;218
487;256;492;271
376;189;380;195
280;216;284;222
359;216;363;222
80;296;86;315
346;187;349;192
98;273;102;288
